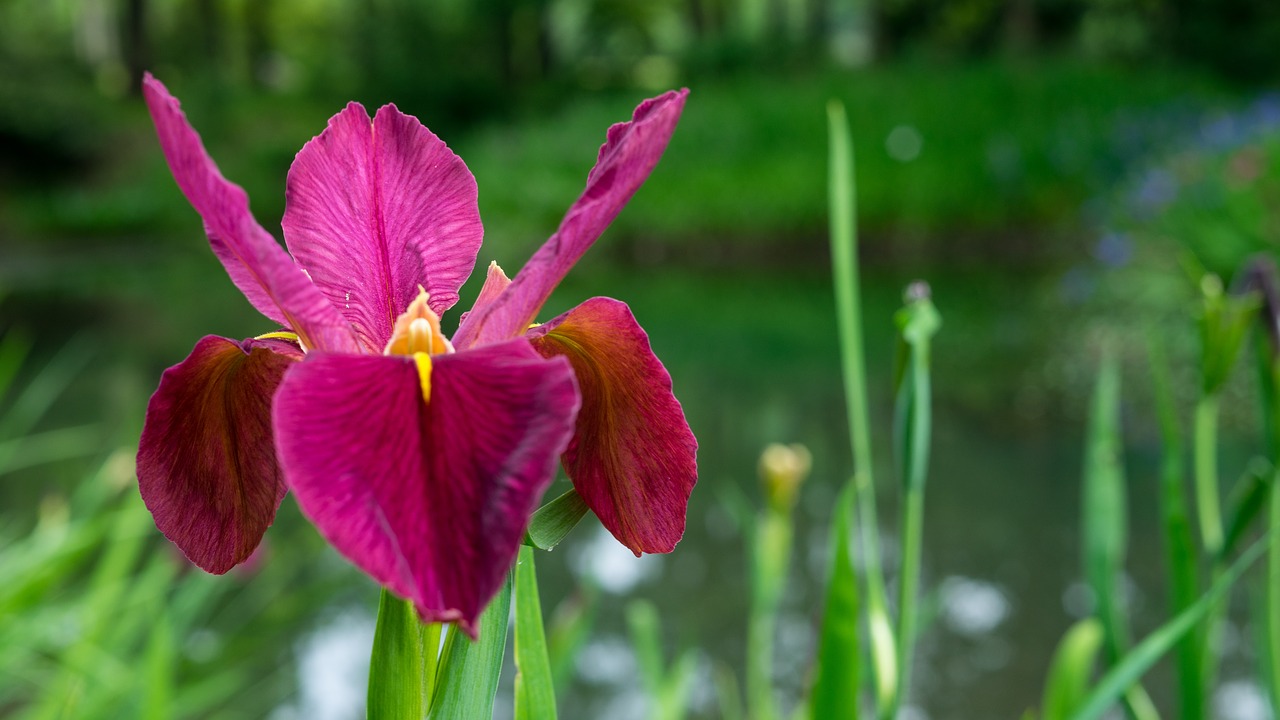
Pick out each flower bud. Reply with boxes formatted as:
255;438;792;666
759;443;812;513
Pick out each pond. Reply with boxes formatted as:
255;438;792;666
6;224;1265;719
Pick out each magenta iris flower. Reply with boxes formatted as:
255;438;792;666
135;74;697;634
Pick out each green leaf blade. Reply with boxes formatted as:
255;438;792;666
429;576;512;720
524;489;590;551
1069;536;1269;720
514;546;557;720
808;484;859;720
1041;618;1104;720
368;589;441;720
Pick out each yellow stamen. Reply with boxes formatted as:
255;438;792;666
413;352;432;402
255;331;300;343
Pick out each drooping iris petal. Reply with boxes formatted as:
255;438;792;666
273;341;579;635
142;75;358;354
529;297;697;555
284;103;483;351
137;335;302;574
452;89;688;349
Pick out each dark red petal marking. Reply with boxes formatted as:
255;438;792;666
137;335;301;574
530;297;697;555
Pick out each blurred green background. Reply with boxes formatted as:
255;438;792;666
3;0;1280;717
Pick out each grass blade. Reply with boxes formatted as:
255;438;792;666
546;587;597;690
1041;618;1105;720
1082;353;1127;650
627;600;696;720
1080;352;1156;720
1269;467;1280;710
714;661;745;720
808;483;859;720
1220;458;1274;561
1149;334;1205;719
429;576;512;719
1069;535;1270;720
655;650;698;720
514;547;557;720
367;589;441;719
524;488;590;551
1256;323;1280;709
628;600;665;696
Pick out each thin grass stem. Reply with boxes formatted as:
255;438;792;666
1269;474;1280;708
1149;335;1204;719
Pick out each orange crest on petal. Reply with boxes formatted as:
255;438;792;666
385;288;454;357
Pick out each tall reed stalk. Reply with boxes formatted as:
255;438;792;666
825;99;898;714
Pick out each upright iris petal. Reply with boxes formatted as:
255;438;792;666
284;103;483;351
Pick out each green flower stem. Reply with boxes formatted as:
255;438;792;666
1261;350;1280;708
747;509;791;720
1193;391;1230;699
888;287;939;717
893;486;924;713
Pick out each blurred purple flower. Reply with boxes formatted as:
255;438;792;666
1200;114;1241;150
1093;232;1133;268
1131;168;1178;215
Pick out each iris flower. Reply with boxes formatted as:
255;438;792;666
135;75;697;634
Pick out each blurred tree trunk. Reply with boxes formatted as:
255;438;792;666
358;0;377;84
120;0;147;95
493;0;515;88
536;0;554;79
688;0;709;38
809;0;830;46
1003;0;1037;53
246;0;274;88
497;0;552;87
195;0;220;65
